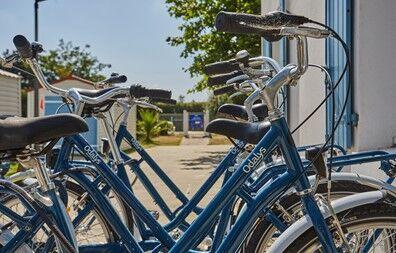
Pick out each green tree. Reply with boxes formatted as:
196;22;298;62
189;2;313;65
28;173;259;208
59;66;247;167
39;39;111;83
2;39;110;90
166;0;261;92
2;40;111;116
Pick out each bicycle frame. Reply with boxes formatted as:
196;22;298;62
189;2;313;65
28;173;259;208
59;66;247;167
116;123;246;231
53;131;246;251
52;115;338;252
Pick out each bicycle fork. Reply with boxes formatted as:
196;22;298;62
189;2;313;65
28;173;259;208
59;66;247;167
276;118;339;253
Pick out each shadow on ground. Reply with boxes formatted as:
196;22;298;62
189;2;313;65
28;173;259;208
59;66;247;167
179;150;229;170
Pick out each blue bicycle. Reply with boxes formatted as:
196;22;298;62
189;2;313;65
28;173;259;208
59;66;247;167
1;10;396;253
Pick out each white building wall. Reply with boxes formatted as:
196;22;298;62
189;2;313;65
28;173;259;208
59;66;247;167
0;73;21;116
262;0;396;151
262;0;326;147
353;0;396;151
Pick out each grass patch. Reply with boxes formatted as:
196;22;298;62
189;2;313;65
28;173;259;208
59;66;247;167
123;134;183;154
209;134;231;145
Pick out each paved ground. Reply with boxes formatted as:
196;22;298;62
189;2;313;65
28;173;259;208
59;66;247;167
129;141;231;224
127;135;392;225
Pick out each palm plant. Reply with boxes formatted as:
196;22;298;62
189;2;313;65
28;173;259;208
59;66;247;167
137;109;171;143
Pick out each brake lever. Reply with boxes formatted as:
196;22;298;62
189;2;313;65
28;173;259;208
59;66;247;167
134;100;163;113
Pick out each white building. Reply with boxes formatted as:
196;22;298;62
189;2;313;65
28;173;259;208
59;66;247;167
27;74;136;149
0;69;21;116
261;0;396;152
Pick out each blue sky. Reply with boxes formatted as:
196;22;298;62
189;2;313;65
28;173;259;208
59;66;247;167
0;0;208;101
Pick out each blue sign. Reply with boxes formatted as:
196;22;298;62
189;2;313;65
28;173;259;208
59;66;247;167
189;114;204;130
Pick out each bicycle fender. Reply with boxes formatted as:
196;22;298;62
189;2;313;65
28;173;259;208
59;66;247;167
282;172;396;196
267;190;386;253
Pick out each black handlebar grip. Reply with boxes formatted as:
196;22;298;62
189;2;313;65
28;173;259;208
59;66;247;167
129;85;172;99
145;89;172;100
204;61;240;75
103;75;127;85
129;85;147;98
215;11;310;41
151;97;177;105
207;71;244;87
213;84;236;96
13;35;33;59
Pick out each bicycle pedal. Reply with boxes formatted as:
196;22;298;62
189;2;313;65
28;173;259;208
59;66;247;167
197;236;213;251
150;210;160;220
170;229;182;240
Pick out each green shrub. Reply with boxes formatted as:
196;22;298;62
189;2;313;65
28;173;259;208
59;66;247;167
156;101;207;113
137;109;173;143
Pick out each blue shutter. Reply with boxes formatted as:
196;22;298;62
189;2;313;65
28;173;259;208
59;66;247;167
325;0;353;148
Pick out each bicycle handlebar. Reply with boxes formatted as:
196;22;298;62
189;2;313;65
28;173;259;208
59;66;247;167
215;11;310;41
208;71;244;87
150;97;177;105
204;54;281;77
99;74;127;86
13;35;174;109
204;60;240;75
129;85;171;99
213;84;236;96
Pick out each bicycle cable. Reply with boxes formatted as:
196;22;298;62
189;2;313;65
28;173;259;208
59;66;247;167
257;20;351;218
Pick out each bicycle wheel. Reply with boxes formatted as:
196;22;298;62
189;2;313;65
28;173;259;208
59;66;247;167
243;180;375;252
0;191;76;252
0;180;118;251
284;201;396;252
64;180;117;244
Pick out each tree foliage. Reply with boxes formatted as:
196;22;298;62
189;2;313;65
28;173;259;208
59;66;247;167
2;39;110;89
1;39;110;116
166;0;261;92
39;39;111;83
156;101;207;113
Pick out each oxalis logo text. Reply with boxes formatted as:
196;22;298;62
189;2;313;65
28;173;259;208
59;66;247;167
130;138;143;151
84;146;101;164
243;147;266;173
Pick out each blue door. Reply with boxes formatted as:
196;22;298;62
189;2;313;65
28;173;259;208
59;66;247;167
325;0;353;148
44;96;98;148
189;113;204;131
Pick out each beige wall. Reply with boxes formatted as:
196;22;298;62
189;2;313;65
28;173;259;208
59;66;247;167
353;0;396;151
262;0;396;151
0;74;21;116
262;0;326;146
27;79;136;149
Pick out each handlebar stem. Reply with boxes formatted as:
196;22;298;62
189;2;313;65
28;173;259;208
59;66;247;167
66;88;85;115
290;36;308;80
261;64;296;115
243;80;263;122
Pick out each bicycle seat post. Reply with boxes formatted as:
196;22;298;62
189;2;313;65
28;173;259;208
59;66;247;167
97;111;124;165
18;153;55;193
